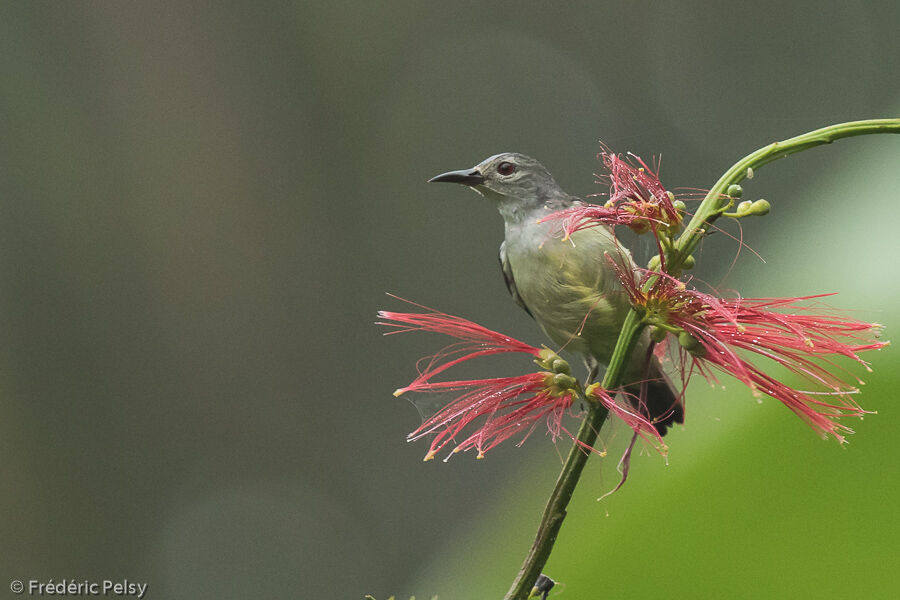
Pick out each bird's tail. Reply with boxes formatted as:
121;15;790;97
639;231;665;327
624;353;684;437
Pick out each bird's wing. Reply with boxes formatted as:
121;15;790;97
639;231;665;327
499;241;534;318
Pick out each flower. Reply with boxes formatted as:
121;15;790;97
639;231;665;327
377;300;664;459
378;300;539;395
614;267;887;442
403;371;578;460
585;383;666;449
540;151;685;239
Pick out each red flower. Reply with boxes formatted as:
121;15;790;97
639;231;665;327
377;300;664;459
585;383;666;449
541;151;685;238
378;300;539;395
403;372;579;460
615;268;887;442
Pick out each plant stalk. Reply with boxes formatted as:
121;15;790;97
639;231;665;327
504;311;643;599
671;118;900;272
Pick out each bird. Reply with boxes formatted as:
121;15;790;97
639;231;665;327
429;152;683;435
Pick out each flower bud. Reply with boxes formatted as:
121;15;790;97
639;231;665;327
650;326;668;343
538;347;556;362
552;372;577;390
678;331;705;356
727;198;770;219
629;221;650;235
727;184;743;199
551;358;571;374
536;347;559;369
666;216;683;235
749;199;770;215
682;255;696;269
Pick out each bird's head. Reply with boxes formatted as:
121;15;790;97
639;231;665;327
429;153;569;219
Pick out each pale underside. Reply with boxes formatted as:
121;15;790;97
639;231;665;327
500;221;642;372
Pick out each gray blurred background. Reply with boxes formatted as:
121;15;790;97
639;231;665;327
1;2;898;599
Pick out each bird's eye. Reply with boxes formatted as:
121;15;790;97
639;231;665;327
497;162;516;176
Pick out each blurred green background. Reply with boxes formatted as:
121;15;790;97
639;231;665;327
0;2;897;599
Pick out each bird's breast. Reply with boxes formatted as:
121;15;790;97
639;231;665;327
504;224;634;362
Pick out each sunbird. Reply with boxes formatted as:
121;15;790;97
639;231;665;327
430;153;683;435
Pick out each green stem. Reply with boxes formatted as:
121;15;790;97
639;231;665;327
670;118;900;272
504;312;644;600
504;118;899;599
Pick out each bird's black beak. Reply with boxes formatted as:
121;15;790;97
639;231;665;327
428;168;485;186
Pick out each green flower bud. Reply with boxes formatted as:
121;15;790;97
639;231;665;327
678;331;706;356
750;199;770;215
666;216;683;234
536;348;558;369
552;372;577;390
727;184;743;199
650;326;668;343
682;255;696;270
736;200;753;214
551;358;571;375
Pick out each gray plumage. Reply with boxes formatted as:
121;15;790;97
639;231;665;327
430;152;683;435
